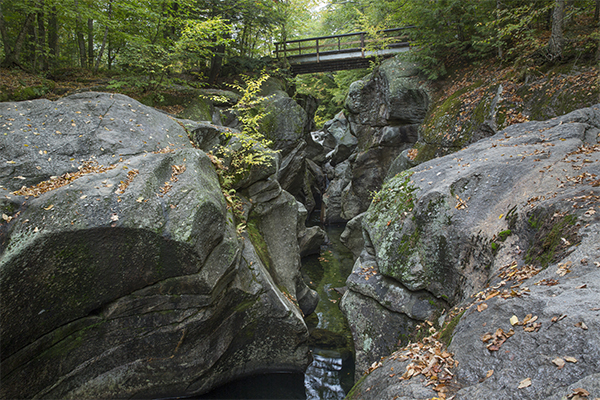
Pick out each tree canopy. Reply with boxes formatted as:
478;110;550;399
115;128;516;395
0;0;597;83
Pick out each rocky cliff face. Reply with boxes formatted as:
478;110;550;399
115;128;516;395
342;104;600;399
312;58;430;225
0;92;317;399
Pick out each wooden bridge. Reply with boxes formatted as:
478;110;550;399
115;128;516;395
274;27;413;75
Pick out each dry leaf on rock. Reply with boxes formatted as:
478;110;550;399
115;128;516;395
477;303;488;312
557;262;572;276
481;328;515;351
518;378;532;389
574;322;588;330
567;388;590;399
552;358;565;369
564;356;578;363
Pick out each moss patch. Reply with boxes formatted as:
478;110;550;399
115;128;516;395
438;310;465;347
246;218;273;273
368;170;417;225
526;212;579;268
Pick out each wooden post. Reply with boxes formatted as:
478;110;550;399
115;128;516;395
316;38;320;62
361;33;365;57
338;36;341;52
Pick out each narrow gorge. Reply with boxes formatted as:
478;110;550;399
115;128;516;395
1;55;599;400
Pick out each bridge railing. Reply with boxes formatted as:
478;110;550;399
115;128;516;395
273;27;413;62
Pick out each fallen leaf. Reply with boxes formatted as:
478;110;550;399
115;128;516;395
110;214;119;222
80;195;87;199
485;369;494;379
574;322;588;330
518;378;532;389
510;315;519;326
552;358;565;369
43;204;54;210
564;356;578;363
485;290;500;300
477;303;488;312
571;388;590;397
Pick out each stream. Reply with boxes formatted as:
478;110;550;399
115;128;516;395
194;224;356;400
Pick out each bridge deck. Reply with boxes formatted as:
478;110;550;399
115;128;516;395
274;27;413;74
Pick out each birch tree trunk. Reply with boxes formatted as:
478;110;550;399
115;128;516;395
548;0;565;61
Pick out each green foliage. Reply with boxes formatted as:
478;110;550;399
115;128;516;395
207;72;277;231
294;69;369;128
227;72;273;141
498;229;512;242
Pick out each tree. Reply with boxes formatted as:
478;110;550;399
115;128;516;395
0;0;35;68
548;0;566;60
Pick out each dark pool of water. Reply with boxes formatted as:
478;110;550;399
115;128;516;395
189;224;355;400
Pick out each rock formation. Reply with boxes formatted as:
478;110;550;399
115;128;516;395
342;104;600;399
0;92;317;399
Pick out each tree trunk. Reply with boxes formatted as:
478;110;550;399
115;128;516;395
107;36;112;70
94;0;112;72
0;0;11;60
496;0;503;59
548;0;565;61
595;0;599;23
37;0;46;71
1;12;34;68
48;5;58;69
75;0;87;68
87;18;93;68
208;44;225;84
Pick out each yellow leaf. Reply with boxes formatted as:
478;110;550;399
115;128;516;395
510;315;519;326
564;356;577;363
43;204;54;210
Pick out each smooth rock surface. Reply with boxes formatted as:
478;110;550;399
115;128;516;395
0;92;312;399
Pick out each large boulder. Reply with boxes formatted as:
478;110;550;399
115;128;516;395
322;160;352;224
260;78;309;156
0;92;311;399
342;104;600;398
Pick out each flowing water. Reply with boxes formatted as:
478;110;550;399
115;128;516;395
193;224;356;400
